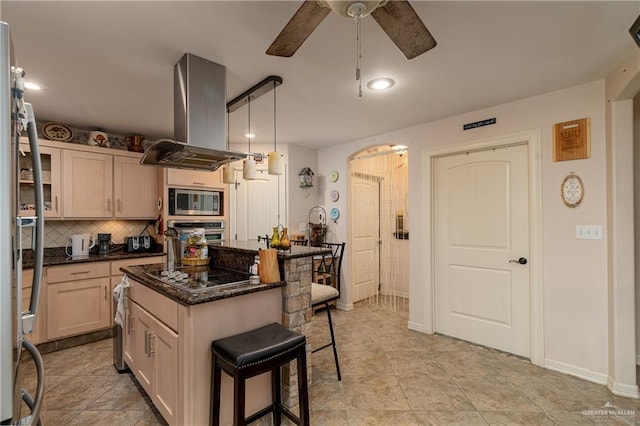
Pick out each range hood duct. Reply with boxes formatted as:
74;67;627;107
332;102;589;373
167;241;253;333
141;53;248;171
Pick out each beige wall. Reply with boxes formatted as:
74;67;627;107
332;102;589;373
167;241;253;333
319;79;610;376
287;143;319;237
635;91;640;360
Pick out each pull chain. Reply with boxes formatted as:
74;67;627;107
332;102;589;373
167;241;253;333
356;15;362;98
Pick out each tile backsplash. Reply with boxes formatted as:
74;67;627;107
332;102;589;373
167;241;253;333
22;220;152;249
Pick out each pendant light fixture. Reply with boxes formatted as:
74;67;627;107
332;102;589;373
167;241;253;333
268;80;283;175
242;96;257;180
222;109;235;184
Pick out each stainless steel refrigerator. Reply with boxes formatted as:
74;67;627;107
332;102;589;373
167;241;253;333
0;20;45;425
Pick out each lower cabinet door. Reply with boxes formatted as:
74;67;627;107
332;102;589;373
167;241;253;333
133;302;154;396
152;317;179;425
131;301;179;425
47;277;110;340
123;297;137;371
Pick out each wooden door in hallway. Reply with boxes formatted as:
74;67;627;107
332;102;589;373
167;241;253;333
434;144;530;357
351;173;380;302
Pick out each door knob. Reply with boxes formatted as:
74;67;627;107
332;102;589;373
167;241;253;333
509;257;528;265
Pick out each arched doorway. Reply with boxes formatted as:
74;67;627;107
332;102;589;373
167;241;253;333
348;145;409;312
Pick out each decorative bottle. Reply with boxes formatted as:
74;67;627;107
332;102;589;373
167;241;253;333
279;227;290;250
270;226;281;249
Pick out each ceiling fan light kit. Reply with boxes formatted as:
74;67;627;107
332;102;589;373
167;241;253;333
367;77;394;90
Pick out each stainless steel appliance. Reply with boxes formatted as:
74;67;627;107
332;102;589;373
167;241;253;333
124;235;154;253
168;220;225;244
140;53;247;170
168;188;222;216
0;21;46;425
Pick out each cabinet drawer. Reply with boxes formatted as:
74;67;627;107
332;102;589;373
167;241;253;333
111;256;165;275
22;268;34;289
47;262;110;283
129;280;178;332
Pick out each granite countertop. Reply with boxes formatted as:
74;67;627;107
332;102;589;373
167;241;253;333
211;240;331;258
23;246;165;269
121;263;285;306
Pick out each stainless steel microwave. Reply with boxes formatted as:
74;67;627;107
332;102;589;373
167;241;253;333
168;188;222;216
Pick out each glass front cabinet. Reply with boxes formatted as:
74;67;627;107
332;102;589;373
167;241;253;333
19;143;62;218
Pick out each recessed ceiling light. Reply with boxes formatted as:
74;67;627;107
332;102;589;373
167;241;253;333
367;78;395;91
392;144;408;151
244;133;256;139
24;81;42;90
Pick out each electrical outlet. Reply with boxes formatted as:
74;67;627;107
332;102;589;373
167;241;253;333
299;223;307;232
576;225;603;240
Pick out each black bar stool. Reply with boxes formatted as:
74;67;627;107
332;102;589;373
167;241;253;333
210;323;310;426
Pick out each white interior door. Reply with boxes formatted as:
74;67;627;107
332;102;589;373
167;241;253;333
434;144;530;357
351;173;380;302
230;169;285;241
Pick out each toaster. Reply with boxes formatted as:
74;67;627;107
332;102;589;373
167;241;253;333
125;236;154;253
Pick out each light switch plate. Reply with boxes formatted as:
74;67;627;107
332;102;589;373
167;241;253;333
576;225;603;240
299;223;307;231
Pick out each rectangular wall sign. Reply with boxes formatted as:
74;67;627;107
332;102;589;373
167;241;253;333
463;117;496;131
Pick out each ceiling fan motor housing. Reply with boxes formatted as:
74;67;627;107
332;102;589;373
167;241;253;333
319;0;387;19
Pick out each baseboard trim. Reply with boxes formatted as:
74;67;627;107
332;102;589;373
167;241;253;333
336;301;353;311
607;377;640;399
408;321;427;333
544;358;608;386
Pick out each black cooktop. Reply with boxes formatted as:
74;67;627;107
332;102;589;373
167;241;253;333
145;266;250;292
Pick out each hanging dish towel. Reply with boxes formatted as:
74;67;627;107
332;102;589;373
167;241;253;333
112;274;130;326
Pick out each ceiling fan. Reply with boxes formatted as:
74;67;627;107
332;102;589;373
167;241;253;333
266;0;437;60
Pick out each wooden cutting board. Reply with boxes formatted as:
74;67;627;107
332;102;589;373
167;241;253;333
258;249;280;283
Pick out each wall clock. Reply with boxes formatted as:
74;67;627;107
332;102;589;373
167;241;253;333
329;190;339;202
330;208;340;220
329;170;339;183
561;173;584;208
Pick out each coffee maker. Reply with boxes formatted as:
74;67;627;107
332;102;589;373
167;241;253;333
98;233;112;254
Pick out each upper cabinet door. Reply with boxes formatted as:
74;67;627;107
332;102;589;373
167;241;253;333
19;143;62;218
114;155;157;219
63;150;113;218
166;168;222;189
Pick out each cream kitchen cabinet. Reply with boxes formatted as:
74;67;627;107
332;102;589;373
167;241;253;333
19;143;62;218
129;281;179;425
166;167;223;189
63;150;113;218
63;149;157;219
46;262;111;340
22;269;43;345
113;155;157;219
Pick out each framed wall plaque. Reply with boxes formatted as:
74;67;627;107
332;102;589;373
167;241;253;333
553;118;590;162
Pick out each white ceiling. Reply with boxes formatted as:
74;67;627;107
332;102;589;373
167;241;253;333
2;1;638;149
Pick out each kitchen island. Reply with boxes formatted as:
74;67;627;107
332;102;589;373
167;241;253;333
120;242;330;426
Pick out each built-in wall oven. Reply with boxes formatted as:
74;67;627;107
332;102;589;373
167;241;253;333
167;220;225;244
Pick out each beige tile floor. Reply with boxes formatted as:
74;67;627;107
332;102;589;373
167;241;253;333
18;299;640;425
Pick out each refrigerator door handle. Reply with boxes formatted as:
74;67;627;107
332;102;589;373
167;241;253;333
23;103;44;331
18;339;44;425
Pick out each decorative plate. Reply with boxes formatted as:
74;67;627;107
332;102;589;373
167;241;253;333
329;170;339;183
561;172;584;208
330;208;340;220
329;190;340;202
42;122;73;141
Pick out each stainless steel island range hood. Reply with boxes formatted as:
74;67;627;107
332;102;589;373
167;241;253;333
141;53;247;171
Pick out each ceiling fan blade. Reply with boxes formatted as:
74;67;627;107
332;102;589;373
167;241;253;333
371;0;437;60
266;1;331;57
